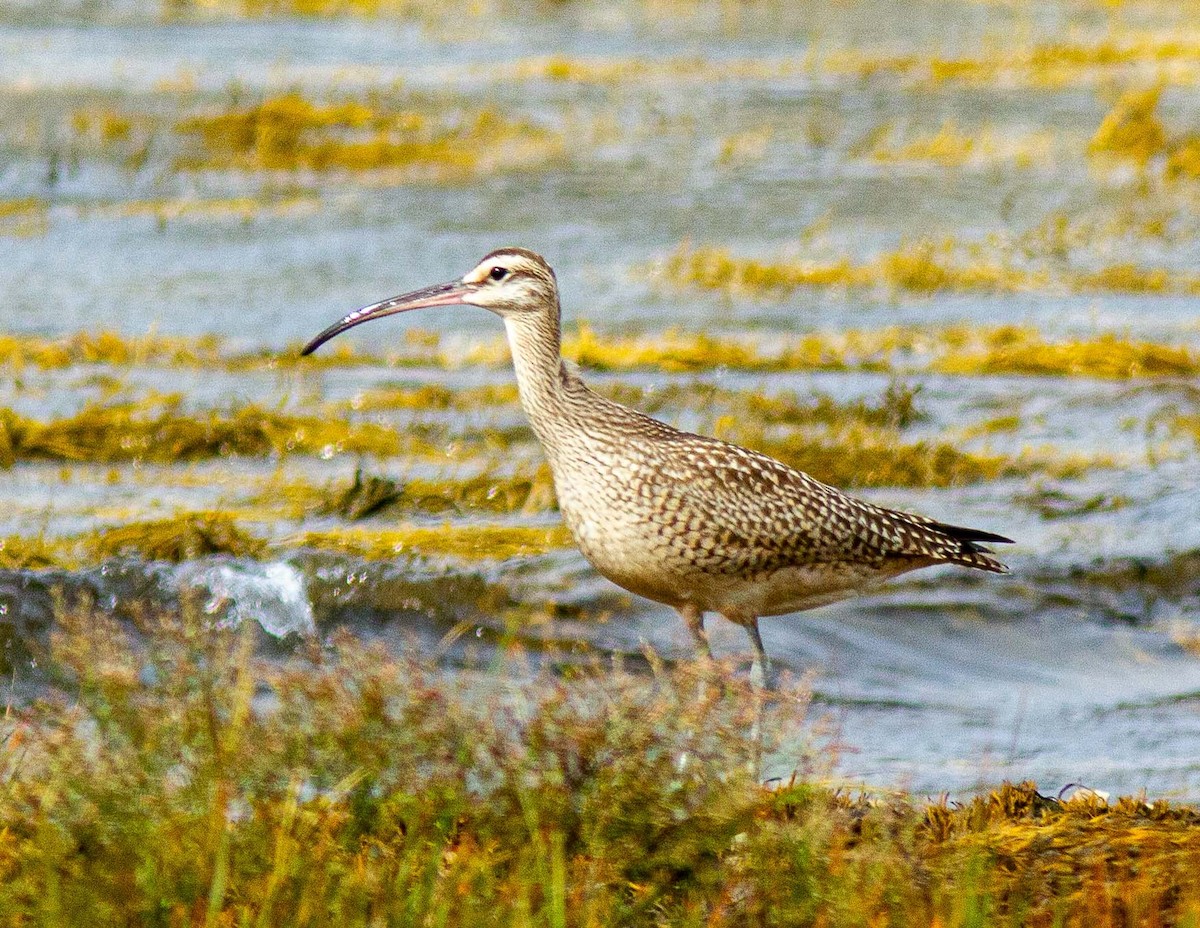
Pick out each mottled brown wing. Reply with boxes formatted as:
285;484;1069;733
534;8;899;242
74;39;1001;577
647;430;1009;573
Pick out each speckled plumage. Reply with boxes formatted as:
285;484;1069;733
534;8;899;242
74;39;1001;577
304;247;1014;677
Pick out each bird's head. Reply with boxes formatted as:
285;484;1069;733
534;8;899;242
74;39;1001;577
302;247;558;355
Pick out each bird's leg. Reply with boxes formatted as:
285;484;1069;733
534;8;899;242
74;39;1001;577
677;603;716;708
722;612;769;779
746;617;771;691
677;603;711;660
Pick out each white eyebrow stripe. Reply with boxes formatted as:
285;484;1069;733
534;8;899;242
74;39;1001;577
466;254;540;283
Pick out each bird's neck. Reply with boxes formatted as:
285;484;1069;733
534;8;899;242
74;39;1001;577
503;311;572;447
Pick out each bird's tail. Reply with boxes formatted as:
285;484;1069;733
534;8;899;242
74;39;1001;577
925;520;1014;573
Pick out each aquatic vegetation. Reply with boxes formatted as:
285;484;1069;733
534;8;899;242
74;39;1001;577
605;380;927;430
339;383;1103;489
0;197;49;237
0;509;574;569
298;522;572;561
563;324;814;372
659;239;1033;296
719;423;1011;489
0;387;960;481
313;465;558;520
1069;549;1200;604
0;398;403;466
0;535;58;570
322;467;405;520
1017;486;1130;519
706;418;1103;489
871;120;1054;168
1166;412;1200;446
933;330;1200;378
716;126;772;166
558;321;1199;381
1166;134;1200;178
345;381;519;413
0;330;411;375
3;608;1200;925
0;197;48;220
1088;84;1200;181
247;465;557;521
1088;86;1168;165
87;513;269;562
70;108;135;144
551;323;917;374
955;413;1023;442
658;243;871;296
68;106;155;171
823;31;1200;90
5;326;1196;382
353;375;927;432
0;515;266;569
0;377;1114;504
176;92;561;177
0;331;223;371
368;466;557;517
498;54;827;89
660;240;1200;298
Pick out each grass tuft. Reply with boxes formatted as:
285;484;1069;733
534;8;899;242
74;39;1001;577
2;606;1200;925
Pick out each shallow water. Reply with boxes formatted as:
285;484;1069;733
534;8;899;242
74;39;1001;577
3;0;1200;798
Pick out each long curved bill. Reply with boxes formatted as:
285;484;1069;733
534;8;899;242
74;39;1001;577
301;280;474;356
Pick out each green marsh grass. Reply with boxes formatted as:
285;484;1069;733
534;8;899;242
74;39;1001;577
3;604;1200;926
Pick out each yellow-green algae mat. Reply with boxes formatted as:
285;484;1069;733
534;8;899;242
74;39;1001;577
1;608;1199;926
3;325;1199;378
0;388;1110;490
0;514;572;569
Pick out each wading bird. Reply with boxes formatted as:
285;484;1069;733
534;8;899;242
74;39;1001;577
303;248;1013;683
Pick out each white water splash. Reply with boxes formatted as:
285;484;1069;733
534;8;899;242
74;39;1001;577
178;561;316;639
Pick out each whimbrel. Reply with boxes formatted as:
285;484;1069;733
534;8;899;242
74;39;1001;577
303;248;1013;681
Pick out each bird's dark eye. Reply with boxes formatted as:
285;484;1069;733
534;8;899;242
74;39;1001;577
489;266;508;281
